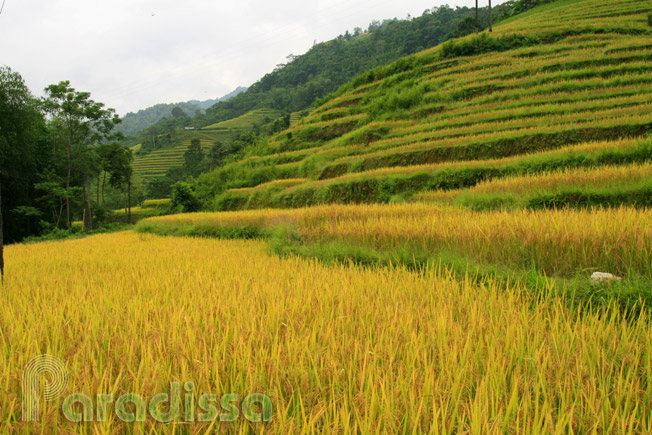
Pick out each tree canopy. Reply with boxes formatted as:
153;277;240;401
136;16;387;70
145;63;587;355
0;68;134;244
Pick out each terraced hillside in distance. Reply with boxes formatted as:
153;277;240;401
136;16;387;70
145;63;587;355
132;108;282;180
201;108;282;131
195;0;652;211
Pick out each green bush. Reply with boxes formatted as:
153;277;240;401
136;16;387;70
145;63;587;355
526;183;652;210
23;223;131;243
213;192;249;211
171;181;201;213
440;33;541;59
136;220;264;239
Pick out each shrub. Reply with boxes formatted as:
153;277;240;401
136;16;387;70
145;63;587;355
440;33;541;60
171;181;201;213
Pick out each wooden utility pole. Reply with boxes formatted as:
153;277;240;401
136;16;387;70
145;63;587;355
475;0;479;34
489;0;493;32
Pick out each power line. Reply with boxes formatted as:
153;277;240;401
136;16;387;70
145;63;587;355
0;0;6;16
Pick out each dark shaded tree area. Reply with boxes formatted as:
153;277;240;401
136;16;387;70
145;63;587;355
0;67;49;244
0;67;132;245
184;138;205;178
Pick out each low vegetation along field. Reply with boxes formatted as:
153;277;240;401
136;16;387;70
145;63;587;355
4;0;652;433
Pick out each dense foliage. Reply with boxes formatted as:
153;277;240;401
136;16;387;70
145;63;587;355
0;67;47;243
0;67;135;243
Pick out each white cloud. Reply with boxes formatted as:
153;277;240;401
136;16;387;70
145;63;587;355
0;0;492;115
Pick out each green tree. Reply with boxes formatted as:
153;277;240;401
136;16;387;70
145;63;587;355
43;81;122;229
96;142;135;223
101;144;133;222
184;138;204;177
207;141;227;169
171;181;201;212
475;0;479;34
146;177;174;199
35;177;81;228
171;106;185;119
0;66;47;246
98;143;132;206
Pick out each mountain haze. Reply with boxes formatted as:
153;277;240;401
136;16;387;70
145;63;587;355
116;86;247;136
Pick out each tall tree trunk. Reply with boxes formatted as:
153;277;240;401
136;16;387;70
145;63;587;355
102;172;107;207
489;0;493;32
127;179;132;224
97;172;101;204
56;200;63;228
83;180;93;231
66;141;71;229
475;0;479;34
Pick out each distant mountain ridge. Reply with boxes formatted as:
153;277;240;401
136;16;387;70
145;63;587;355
187;86;249;111
116;86;247;136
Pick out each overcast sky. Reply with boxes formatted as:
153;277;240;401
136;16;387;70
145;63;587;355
0;0;489;115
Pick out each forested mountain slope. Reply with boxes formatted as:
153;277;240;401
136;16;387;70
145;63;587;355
116;87;247;136
192;3;513;129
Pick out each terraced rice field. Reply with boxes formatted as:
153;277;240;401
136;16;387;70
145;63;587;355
133;109;283;180
7;1;652;432
203;0;652;211
417;162;652;208
202;108;281;131
289;112;302;127
106;198;172;223
132;132;225;180
138;202;652;278
5;231;652;432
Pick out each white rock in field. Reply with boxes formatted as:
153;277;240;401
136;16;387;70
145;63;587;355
591;271;622;285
